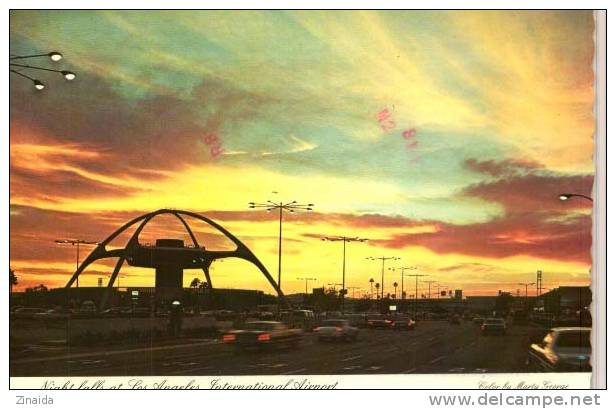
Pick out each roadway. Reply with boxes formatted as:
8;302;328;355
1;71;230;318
10;321;541;377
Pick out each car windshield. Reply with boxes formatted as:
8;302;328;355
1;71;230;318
322;320;347;327
556;331;591;348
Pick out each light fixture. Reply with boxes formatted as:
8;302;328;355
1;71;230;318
49;51;63;61
62;70;76;80
9;51;75;90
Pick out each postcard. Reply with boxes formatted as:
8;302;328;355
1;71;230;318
8;9;600;390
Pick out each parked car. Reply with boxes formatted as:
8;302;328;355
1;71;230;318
222;321;303;350
367;316;393;329
314;319;359;341
472;316;485;325
11;307;48;318
528;327;591;372
391;317;416;330
100;307;123;317
481;318;507;335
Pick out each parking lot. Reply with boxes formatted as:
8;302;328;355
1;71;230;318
10;320;542;376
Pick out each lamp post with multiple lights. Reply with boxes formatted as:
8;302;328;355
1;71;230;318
248;199;314;294
388;266;417;299
406;273;427;319
321;235;368;313
10;51;76;90
518;282;535;310
54;239;99;288
366;256;400;300
296;277;317;295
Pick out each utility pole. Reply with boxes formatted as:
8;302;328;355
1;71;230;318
536;270;543;297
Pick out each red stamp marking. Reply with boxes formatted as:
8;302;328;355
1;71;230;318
376;108;397;132
203;132;225;158
376;107;421;163
402;128;416;139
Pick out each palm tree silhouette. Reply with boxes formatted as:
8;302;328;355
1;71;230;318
190;278;201;288
393;282;398;299
10;268;17;294
369;278;374;299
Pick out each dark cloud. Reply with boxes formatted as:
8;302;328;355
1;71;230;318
464;158;544;177
370;161;594;263
10;70;275;175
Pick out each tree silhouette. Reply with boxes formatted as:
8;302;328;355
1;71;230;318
190;277;201;288
10;268;17;293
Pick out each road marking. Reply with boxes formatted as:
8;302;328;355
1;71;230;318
281;368;306;375
367;366;383;371
401;368;416;373
429;356;446;364
342;365;362;371
341;355;362;362
270;363;288;368
12;339;220;364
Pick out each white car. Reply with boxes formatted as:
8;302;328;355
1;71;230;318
528;327;591;372
314;319;359;342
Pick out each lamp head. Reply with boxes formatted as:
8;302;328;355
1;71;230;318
48;51;63;61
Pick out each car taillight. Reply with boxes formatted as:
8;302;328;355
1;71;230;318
408;321;413;326
385;320;392;324
222;334;236;342
257;333;271;341
313;327;321;332
335;327;342;332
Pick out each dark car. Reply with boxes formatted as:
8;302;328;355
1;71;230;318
391;317;416;330
367;317;393;329
11;307;48;318
528;327;591;372
481;318;507;335
222;321;303;350
472;316;485;325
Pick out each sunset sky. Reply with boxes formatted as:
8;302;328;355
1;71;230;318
9;10;595;296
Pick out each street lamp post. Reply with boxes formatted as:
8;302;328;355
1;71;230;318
347;286;360;299
435;284;448;299
297;277;317;295
55;239;99;288
366;256;400;300
559;193;593;202
518;282;535;310
249;199;314;295
321;236;368;313
389;266;417;300
406;274;427;319
422;280;437;300
10;51;76;90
